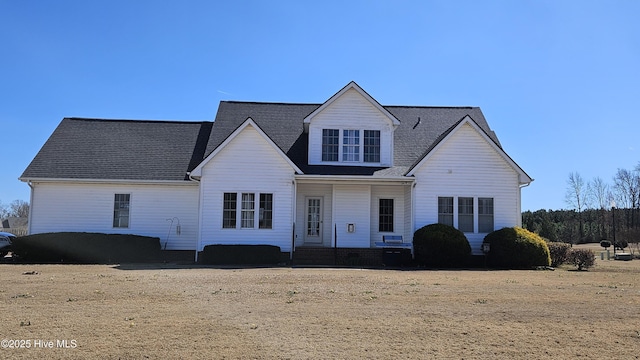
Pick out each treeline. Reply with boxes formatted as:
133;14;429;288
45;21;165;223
524;162;640;245
522;208;639;245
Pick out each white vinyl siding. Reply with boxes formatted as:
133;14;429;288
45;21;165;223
199;124;296;251
29;182;199;250
333;184;371;248
413;122;522;254
308;88;393;166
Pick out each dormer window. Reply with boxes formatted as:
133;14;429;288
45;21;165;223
320;128;382;164
322;129;339;161
363;130;380;163
342;130;360;162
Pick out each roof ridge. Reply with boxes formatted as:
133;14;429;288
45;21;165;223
219;101;476;109
64;117;212;124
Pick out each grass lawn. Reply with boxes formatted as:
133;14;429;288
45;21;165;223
1;244;639;359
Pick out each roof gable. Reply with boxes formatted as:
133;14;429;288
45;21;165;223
190;117;303;177
406;115;533;184
303;81;400;131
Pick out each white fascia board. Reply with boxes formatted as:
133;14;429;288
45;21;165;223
406;116;533;185
302;81;401;128
294;174;414;186
19;177;197;186
190;117;303;177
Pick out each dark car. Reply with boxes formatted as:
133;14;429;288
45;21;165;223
0;232;16;257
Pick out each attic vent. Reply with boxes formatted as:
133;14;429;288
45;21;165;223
412;117;421;129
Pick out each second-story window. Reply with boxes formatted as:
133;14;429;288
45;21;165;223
322;129;339;161
364;130;380;163
342;130;360;162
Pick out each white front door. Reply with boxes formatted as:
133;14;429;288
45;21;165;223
305;197;323;244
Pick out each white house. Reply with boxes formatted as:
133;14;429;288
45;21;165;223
20;82;532;261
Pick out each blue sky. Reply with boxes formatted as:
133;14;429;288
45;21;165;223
1;0;639;211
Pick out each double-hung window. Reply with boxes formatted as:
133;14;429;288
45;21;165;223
223;192;273;229
241;193;255;228
259;194;273;229
364;130;380;163
342;130;360;162
458;197;474;232
113;194;130;228
322;129;339;162
223;193;237;229
437;197;454;227
478;198;494;233
379;199;394;232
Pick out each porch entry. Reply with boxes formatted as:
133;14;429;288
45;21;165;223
305;197;323;244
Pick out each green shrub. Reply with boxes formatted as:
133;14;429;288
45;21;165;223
413;223;471;267
483;227;551;269
547;242;572;267
12;232;161;263
567;248;596;270
198;244;284;265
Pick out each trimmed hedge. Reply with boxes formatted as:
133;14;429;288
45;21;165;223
198;244;284;265
413;223;471;267
12;232;161;263
483;227;551;269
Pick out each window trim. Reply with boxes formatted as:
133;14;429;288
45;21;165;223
113;193;131;229
320;128;383;165
438;196;494;234
364;130;381;163
478;197;494;233
321;129;339;162
378;198;394;233
222;192;274;230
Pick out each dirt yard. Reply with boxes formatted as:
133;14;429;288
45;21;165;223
1;245;639;359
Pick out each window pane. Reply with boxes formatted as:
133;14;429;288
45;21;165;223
478;198;494;233
223;193;237;228
113;194;130;228
342;130;360;162
241;193;255;228
259;193;273;229
322;129;339;162
364;130;380;163
458;197;474;232
379;198;394;232
438;197;453;227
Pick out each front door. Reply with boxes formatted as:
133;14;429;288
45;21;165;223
305;197;323;244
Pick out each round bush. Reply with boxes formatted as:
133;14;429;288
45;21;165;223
413;223;471;267
483;227;551;269
547;242;572;267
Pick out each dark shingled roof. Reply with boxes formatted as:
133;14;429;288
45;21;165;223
21;102;499;181
207;101;498;176
21;118;212;181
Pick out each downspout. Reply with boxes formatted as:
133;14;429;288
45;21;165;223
291;178;297;262
27;181;35;235
518;181;532;227
188;172;202;263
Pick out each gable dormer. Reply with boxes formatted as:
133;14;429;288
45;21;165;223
304;81;400;167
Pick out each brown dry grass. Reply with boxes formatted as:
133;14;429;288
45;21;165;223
1;244;639;359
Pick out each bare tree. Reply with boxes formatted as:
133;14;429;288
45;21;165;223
566;172;590;241
9;200;29;218
0;201;9;220
613;167;640;229
590;177;611;209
